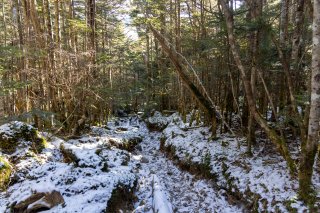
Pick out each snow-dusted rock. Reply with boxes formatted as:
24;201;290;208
13;190;64;213
0;121;47;155
146;111;169;131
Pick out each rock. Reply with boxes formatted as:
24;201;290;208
13;192;46;212
145;111;169;131
109;136;142;152
0;121;47;154
13;190;64;213
140;156;149;163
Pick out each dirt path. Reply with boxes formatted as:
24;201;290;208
132;128;241;213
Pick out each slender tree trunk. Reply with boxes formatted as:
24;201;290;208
246;0;262;155
2;0;6;45
291;0;305;69
274;0;308;141
87;0;96;78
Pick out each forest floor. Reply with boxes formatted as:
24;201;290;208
132;124;240;213
145;112;320;212
0;113;319;212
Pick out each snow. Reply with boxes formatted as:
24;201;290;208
1;114;319;212
0;119;143;213
0;121;33;138
156;112;319;212
132;122;241;212
0;121;45;164
152;175;173;213
0;122;21;137
146;111;170;130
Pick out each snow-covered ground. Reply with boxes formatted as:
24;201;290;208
154;112;320;212
0;119;143;212
1;113;319;212
132;130;241;213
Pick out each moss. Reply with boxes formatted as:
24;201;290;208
221;140;229;147
95;148;103;155
0;122;47;154
30;131;48;153
0;156;12;190
20;126;47;153
0;136;17;153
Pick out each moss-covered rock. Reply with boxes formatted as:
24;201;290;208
0;156;12;190
0;121;47;154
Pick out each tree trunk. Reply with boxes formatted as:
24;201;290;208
298;0;320;204
291;0;305;69
220;0;296;174
149;25;220;133
246;0;262;155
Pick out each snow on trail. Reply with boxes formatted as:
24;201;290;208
133;128;241;213
0;117;242;212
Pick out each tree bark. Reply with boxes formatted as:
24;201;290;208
298;0;320;204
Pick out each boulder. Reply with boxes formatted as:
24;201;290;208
0;122;47;154
13;190;64;213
